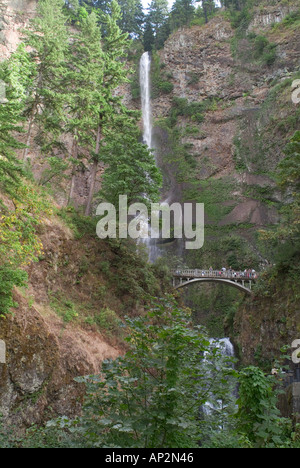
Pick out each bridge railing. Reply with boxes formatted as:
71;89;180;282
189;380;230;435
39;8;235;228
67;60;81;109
170;269;258;280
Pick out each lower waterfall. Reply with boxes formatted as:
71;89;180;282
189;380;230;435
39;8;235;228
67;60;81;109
202;337;237;427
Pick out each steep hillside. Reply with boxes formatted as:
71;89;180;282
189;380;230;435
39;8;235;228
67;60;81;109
0;201;171;429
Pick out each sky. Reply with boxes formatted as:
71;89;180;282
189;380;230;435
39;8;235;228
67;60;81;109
141;1;222;13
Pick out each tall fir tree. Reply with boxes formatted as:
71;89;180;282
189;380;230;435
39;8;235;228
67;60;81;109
147;0;170;48
64;7;105;205
100;110;162;209
117;0;145;38
202;0;216;23
169;0;195;32
22;0;69;162
84;0;131;215
0;45;34;194
143;17;155;52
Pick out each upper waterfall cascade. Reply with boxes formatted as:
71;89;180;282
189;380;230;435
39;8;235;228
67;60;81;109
140;52;153;150
139;52;161;262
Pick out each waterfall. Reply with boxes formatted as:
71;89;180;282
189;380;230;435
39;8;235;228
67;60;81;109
202;338;237;422
140;52;152;150
139;52;161;262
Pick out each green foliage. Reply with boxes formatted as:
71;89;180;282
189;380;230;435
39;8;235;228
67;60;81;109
117;0;145;38
151;52;174;98
0;184;51;266
193;0;216;25
49;296;237;448
146;0;170;49
57;207;99;239
184;177;235;222
169;0;195;32
232;31;277;66
168;97;208;127
252;34;277;65
100;112;162;209
22;0;69;161
94;307;122;335
49;294;79;323
0;41;53;316
0;45;31;194
39;156;69;188
259;132;300;273
277;130;300;195
271;8;300;31
0;267;27;317
236;366;291;448
0;183;51;316
65;1;149;214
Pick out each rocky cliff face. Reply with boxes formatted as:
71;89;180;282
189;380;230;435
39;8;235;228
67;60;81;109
233;274;300;368
0;0;37;59
152;6;299;228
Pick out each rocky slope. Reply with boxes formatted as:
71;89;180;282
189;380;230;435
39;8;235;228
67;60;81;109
0;214;120;428
153;4;299;229
0;205;169;429
0;0;37;58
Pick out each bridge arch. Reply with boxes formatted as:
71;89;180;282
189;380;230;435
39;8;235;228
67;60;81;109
174;277;253;295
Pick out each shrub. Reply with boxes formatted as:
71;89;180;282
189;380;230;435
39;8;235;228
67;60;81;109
49;296;237;448
158;81;174;94
0;266;28;316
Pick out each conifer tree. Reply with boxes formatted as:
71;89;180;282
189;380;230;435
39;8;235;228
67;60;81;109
146;0;170;49
100;111;162;208
148;0;169;36
22;0;69;162
84;0;131;216
143;17;155;52
0;45;33;194
64;8;105;205
117;0;145;38
169;0;195;32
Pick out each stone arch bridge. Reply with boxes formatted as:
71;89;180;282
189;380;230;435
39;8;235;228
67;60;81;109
171;269;258;295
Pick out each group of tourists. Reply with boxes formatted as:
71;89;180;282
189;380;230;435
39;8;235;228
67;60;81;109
207;266;258;279
173;267;258;279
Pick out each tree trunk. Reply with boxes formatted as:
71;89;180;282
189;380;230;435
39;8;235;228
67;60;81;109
22;108;35;162
85;125;102;216
67;134;79;206
22;72;43;162
203;1;208;23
